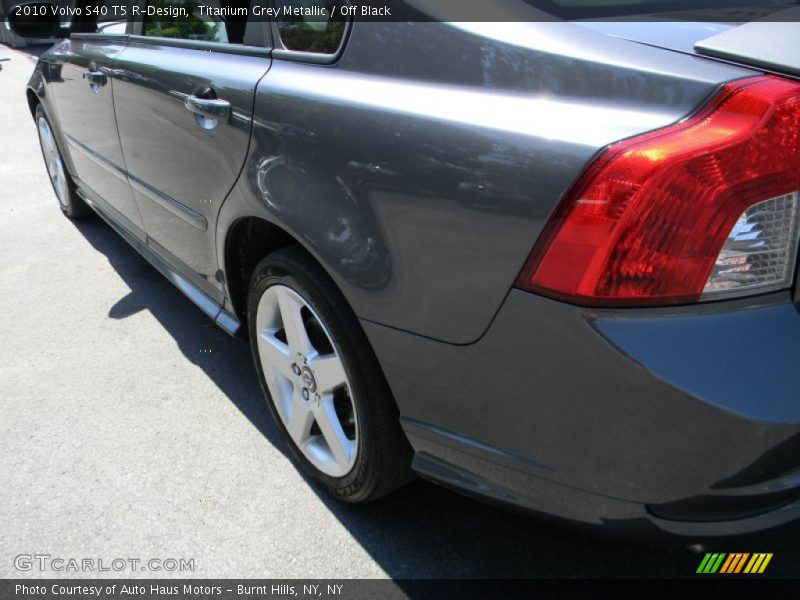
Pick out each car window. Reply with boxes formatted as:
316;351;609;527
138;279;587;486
97;20;128;34
273;0;346;54
143;0;252;44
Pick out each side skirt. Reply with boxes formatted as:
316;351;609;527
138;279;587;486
76;188;242;338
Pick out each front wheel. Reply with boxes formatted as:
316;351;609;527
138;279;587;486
247;246;412;502
35;104;90;219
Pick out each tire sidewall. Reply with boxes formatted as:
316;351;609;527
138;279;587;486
35;104;84;218
247;252;379;500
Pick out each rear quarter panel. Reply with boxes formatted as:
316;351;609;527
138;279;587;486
218;21;755;343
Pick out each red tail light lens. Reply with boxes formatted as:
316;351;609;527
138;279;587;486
516;75;800;306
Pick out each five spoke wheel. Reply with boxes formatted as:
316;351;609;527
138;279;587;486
255;284;358;477
34;105;89;219
37;116;69;209
248;247;412;501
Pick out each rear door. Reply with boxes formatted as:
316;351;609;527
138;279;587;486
113;0;271;303
47;0;144;235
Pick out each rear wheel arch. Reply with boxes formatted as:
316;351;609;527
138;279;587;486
224;217;343;329
222;218;402;415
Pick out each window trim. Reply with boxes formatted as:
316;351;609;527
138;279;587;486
268;0;352;65
70;33;130;41
126;34;272;56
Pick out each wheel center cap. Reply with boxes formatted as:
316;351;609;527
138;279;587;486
301;366;317;393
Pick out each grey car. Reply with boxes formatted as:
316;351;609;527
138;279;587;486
10;0;800;543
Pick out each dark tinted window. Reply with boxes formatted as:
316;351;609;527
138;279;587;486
274;0;346;54
143;0;251;44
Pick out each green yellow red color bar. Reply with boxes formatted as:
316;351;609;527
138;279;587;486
696;553;773;574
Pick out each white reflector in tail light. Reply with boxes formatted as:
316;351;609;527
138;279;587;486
703;192;799;298
515;75;800;306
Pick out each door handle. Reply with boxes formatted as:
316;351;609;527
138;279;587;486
184;96;231;120
82;70;107;86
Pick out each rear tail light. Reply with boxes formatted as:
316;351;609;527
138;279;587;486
515;75;800;306
703;192;799;297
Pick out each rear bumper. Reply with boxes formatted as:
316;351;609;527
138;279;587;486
362;290;800;541
404;421;800;542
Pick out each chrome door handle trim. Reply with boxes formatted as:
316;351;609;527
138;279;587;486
82;70;107;86
184;96;231;120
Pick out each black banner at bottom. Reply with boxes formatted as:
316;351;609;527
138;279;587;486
4;579;800;600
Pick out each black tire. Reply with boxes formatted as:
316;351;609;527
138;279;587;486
34;104;91;219
247;246;413;502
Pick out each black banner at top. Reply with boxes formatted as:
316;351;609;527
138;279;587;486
7;0;800;23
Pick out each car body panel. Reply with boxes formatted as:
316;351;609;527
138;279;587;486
695;12;800;77
577;10;800;78
112;41;272;302
219;21;755;344
362;289;800;535
576;21;735;54
46;35;145;233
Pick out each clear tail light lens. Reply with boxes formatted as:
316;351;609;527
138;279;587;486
703;192;799;298
516;75;800;306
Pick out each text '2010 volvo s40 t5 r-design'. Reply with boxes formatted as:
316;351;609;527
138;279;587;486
10;0;800;543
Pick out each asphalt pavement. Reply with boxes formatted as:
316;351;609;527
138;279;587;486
1;43;799;581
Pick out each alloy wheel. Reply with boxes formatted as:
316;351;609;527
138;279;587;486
37;117;69;209
255;284;358;477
